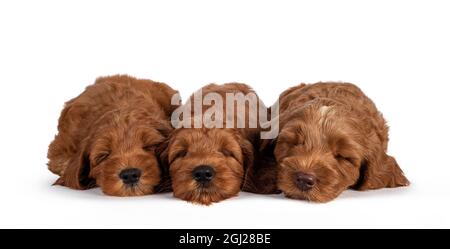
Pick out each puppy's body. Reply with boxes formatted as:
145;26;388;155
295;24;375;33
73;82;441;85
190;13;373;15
48;75;177;196
272;82;409;202
166;83;270;204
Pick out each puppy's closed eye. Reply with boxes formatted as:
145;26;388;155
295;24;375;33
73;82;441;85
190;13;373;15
142;143;159;152
221;147;244;165
278;128;304;147
169;149;187;164
221;148;240;161
335;154;358;167
221;148;233;158
93;152;110;166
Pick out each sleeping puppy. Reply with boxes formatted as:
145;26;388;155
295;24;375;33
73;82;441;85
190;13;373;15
266;82;409;202
164;83;267;205
47;75;177;196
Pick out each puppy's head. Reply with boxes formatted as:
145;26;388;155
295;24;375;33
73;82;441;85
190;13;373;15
60;108;172;196
274;100;409;202
164;128;253;205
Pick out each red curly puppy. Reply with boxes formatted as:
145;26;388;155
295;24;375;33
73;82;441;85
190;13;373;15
47;75;177;196
266;82;409;202
164;83;266;205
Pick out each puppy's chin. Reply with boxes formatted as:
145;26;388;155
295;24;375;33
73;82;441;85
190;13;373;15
282;188;342;203
278;178;344;203
100;181;156;196
172;176;242;205
176;185;239;205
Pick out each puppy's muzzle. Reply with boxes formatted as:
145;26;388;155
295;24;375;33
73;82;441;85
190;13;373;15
119;168;141;185
192;165;215;185
295;171;316;191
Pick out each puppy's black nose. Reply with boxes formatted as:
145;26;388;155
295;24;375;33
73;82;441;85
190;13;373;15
119;168;141;185
295;171;316;191
192;165;215;184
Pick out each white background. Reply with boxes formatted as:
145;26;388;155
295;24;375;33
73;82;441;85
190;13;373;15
0;0;449;228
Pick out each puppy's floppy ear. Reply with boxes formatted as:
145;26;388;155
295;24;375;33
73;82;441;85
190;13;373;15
239;138;254;172
239;137;256;190
153;82;180;115
155;138;170;173
259;138;277;158
154;137;172;193
243;137;280;194
154;119;174;138
153;119;177;169
353;152;409;190
54;142;95;190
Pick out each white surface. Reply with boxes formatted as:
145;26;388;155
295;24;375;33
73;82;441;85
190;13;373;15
0;0;449;228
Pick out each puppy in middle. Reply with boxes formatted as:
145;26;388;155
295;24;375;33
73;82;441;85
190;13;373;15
163;83;266;205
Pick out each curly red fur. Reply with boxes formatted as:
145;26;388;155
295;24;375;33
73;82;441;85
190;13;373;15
47;75;177;196
266;82;409;202
164;83;271;205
